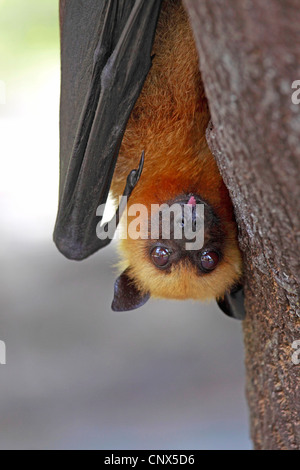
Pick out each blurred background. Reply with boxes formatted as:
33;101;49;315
0;0;251;449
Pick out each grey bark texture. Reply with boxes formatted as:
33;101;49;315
184;0;300;450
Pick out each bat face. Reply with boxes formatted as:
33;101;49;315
145;194;224;274
112;189;242;310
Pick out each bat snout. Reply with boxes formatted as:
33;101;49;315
157;194;219;250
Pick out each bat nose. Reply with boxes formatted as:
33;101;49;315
176;202;204;228
177;213;200;230
150;194;219;250
171;203;204;248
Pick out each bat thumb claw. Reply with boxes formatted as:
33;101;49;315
126;150;145;190
136;149;145;179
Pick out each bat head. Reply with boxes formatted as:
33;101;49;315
112;192;242;311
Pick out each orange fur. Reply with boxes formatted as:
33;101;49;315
110;0;242;301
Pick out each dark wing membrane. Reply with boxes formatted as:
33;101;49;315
54;0;162;260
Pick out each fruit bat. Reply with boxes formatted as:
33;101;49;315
54;0;245;320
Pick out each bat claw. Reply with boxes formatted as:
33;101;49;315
126;150;145;191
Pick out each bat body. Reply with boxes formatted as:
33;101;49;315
111;1;242;309
55;0;245;318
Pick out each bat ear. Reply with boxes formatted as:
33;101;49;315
216;284;246;320
111;268;150;312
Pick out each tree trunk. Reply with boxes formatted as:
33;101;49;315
184;0;300;450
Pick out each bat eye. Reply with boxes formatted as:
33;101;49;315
200;250;219;272
151;246;171;268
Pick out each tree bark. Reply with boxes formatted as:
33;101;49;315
184;0;300;450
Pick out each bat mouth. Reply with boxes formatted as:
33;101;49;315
170;193;208;207
187;195;197;206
